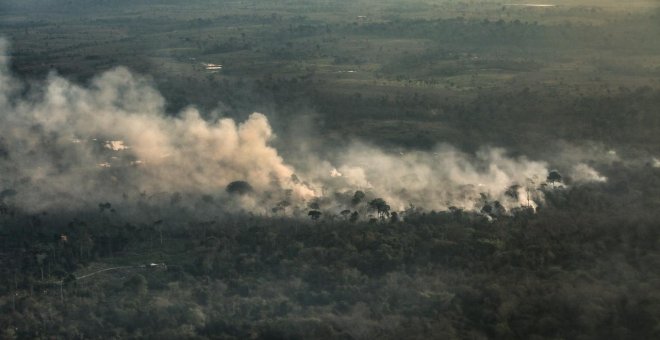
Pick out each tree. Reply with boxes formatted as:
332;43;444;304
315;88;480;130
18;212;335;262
368;198;390;220
351;191;366;206
226;181;253;195
547;170;562;188
505;184;520;200
349;211;359;223
308;210;322;221
390;211;399;223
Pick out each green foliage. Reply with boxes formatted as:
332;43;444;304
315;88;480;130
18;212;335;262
547;170;562;185
351;191;366;206
307;210;322;220
368;198;390;219
226;181;253;196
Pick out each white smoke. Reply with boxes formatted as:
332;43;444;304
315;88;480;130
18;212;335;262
652;158;660;168
104;140;130;151
0;39;608;216
0;40;315;213
570;163;607;183
311;144;550;212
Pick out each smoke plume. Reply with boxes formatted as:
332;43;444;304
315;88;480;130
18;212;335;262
0;39;608;218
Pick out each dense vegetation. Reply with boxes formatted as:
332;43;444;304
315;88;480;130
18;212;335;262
2;169;660;339
2;0;660;339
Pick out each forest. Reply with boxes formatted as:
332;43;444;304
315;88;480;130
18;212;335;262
1;0;660;339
